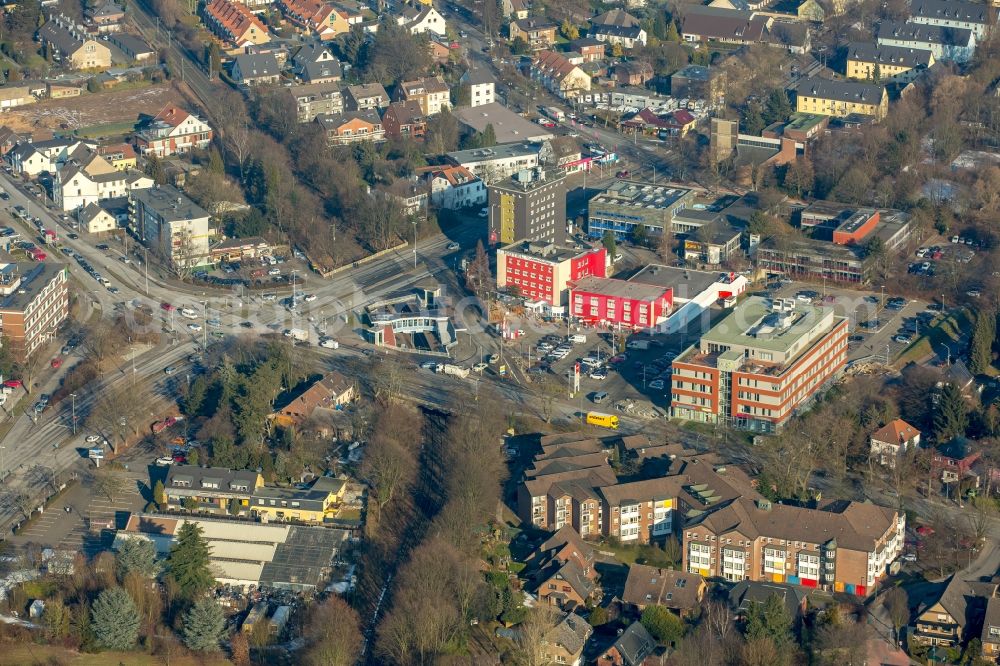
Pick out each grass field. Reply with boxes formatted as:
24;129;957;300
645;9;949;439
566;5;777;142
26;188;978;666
0;644;233;666
896;308;970;366
72;120;138;139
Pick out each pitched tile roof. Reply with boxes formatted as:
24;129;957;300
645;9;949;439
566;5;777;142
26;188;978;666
871;418;921;445
544;612;592;655
846;42;934;68
682;7;768;41
911;0;993;25
532;50;583;83
591;8;641;26
205;0;270;41
794;77;886;103
383;100;425;126
605;622;656;666
877;20;974;46
233;53;280;79
623;564;704;610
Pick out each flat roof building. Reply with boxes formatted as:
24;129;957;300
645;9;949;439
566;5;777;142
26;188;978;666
671;296;848;431
488;166;567;245
569;276;672;330
0;263;68;358
115;513;349;591
130;185;211;269
497;240;606;308
587;180;695;240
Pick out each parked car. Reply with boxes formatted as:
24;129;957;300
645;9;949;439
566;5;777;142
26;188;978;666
155;457;175;466
50;357;62;369
2;379;21;389
648;379;665;390
446;242;460;251
188;323;203;332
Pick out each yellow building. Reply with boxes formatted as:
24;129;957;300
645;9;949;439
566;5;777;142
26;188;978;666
97;143;138;171
250;476;346;523
794;77;888;120
845;42;934;83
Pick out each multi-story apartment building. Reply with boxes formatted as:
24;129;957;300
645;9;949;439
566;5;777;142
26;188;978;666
164;466;264;515
908;0;995;40
670;296;849;432
445;143;541;184
509;18;558;48
344;83;390;111
382;101;426;141
530;50;591;99
287;82;343;123
203;0;271;47
845;42;934;82
488;167;567;245
496;241;606;307
0;263;68;358
518;433;757;544
134;105;213;157
459;68;496;107
568;276;672;330
37;15;112;70
877;21;976;62
682;497;904;596
130;185;212;268
587;180;695;240
316;110;385;145
794;78;888;120
396;76;450;116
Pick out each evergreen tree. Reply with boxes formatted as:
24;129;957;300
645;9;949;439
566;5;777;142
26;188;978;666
602;230;617;258
934;382;969;441
744;594;792;648
153;479;166;508
664;21;681;43
969;308;996;375
182;598;226;651
742;102;766;136
165;522;215;601
117;538;159;581
763;89;793;125
652;12;668;41
872;63;882;83
641;605;684;645
748;211;771;236
91;587;140;651
481;123;497;148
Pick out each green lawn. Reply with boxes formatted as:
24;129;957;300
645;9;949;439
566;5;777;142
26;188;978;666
895;308;970;366
73;120;138;139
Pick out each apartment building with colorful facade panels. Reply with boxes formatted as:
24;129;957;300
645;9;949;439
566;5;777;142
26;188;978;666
683;497;904;597
670;296;848;432
517;432;903;596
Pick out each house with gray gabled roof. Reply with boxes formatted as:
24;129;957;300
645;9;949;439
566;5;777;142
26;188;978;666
37;15;112;70
541;612;592;666
877;20;976;62
231;53;281;87
598;622;657;666
909;0;996;40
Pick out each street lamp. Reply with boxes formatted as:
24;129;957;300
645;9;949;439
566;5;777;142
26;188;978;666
880;285;885;310
412;220;418;268
70;392;77;435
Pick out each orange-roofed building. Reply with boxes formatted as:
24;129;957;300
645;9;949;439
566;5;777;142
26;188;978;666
277;0;350;39
204;0;271;47
421;164;486;210
870;418;921;467
134;105;213;157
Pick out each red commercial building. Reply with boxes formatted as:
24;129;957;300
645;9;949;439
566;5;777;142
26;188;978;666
496;241;606;307
832;208;879;245
569;276;672;329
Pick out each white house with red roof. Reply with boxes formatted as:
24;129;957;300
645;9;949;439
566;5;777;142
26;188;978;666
134;106;214;158
422;165;486;210
870;418;921;467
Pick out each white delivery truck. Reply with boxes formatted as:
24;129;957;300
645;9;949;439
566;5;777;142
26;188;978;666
284;328;309;341
627;339;651;350
441;364;470;379
569;334;587;344
544;106;565;122
179;308;198;319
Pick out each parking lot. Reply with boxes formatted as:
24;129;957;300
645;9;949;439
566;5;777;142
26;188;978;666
766;282;931;362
